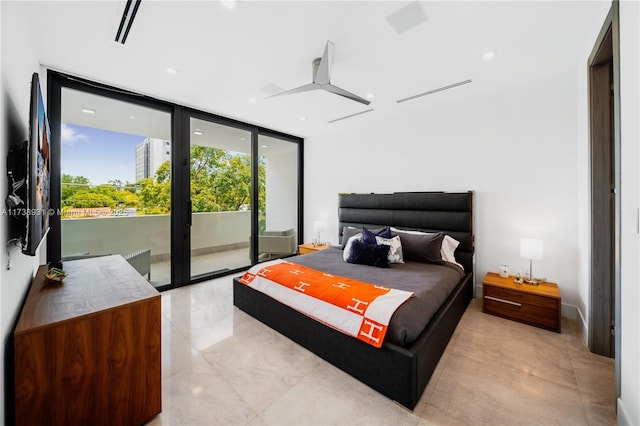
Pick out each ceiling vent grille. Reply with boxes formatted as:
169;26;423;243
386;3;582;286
115;0;142;44
396;79;472;104
328;108;374;124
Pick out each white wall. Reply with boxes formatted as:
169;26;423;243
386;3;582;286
0;2;46;424
618;1;639;424
305;70;583;307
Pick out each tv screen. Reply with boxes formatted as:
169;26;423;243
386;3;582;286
23;72;51;256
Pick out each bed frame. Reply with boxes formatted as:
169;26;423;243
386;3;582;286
233;191;474;409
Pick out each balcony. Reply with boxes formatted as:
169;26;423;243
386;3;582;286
62;211;252;287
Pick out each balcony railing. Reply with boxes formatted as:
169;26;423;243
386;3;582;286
62;211;251;285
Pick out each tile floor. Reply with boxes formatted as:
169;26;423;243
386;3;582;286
149;275;616;425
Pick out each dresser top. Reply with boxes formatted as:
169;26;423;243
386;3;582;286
15;255;159;334
482;272;561;299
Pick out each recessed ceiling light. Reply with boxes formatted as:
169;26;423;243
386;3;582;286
241;137;246;141
249;97;257;103
299;116;307;121
129;115;136;120
366;93;375;99
482;51;496;61
165;67;179;75
193;130;203;136
81;108;96;114
261;144;269;148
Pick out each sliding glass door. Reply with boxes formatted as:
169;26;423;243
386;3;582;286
257;133;300;262
49;71;303;290
189;117;253;279
59;86;172;288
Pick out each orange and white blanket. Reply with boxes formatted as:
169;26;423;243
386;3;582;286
238;259;413;348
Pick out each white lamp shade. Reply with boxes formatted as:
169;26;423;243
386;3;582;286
520;238;543;260
313;220;324;233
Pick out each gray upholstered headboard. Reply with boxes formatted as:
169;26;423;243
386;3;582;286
338;192;474;273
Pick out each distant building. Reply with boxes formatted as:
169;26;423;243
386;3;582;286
136;138;171;182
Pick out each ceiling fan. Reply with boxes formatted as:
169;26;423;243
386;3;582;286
268;41;371;106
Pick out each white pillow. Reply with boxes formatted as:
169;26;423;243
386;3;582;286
342;233;362;261
375;235;404;264
390;227;463;269
441;235;462;269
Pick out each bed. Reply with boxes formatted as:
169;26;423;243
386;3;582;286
233;191;474;410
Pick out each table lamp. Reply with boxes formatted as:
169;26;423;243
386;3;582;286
520;238;543;285
313;220;324;246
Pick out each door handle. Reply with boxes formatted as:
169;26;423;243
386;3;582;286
186;201;192;226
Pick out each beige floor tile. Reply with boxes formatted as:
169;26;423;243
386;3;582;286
426;353;589;425
150;277;617;425
150;370;259;425
260;362;421;425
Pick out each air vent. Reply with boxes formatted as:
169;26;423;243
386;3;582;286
115;0;142;44
328;108;374;124
396;79;472;104
386;1;428;35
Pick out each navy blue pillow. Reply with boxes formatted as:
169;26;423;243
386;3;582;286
362;227;391;245
346;238;391;268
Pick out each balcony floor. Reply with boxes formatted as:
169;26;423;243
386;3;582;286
150;248;251;287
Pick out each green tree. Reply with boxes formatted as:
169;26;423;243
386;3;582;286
187;147;264;214
62;146;266;216
62;175;141;211
61;174;90;206
138;161;171;214
65;191;116;208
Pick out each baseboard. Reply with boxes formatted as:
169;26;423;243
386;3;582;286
576;304;588;345
561;302;588;344
561;303;578;320
618;397;632;426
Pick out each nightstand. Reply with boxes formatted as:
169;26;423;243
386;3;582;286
482;272;562;333
298;243;331;255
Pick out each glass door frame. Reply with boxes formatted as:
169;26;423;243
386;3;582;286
47;71;175;289
47;70;304;290
177;108;254;285
177;108;304;285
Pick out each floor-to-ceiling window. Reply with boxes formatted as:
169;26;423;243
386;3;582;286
257;132;301;262
48;71;303;290
189;117;253;279
58;86;173;288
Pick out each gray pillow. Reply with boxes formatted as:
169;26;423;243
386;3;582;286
393;231;444;264
340;227;360;249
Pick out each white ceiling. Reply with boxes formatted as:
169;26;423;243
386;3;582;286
31;0;608;139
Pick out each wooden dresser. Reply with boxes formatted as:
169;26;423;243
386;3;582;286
14;255;162;426
482;272;562;333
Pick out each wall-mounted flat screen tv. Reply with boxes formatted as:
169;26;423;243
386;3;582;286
23;72;51;256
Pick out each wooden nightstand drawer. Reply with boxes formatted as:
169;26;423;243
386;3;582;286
484;285;558;310
482;272;561;333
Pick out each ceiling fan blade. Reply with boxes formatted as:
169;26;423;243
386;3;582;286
322;84;371;105
265;83;319;99
313;41;334;85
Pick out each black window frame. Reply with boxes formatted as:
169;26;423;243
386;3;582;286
47;70;303;290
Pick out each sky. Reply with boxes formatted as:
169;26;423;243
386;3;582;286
61;123;146;185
